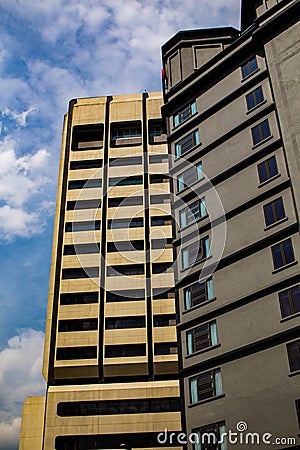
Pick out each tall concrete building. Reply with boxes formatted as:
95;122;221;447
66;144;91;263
161;0;300;448
19;93;182;449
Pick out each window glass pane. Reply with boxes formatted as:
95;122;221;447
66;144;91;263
210;322;218;346
272;244;284;269
275;198;285;221
279;290;292;317
283;239;294;265
250;57;258;73
264;203;275;226
268;156;278;178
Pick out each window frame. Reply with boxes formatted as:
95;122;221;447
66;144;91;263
287;340;300;372
190;368;223;404
177;162;203;192
271;238;295;270
279;285;300;318
251;119;271;146
241;56;258;79
182;237;210;269
263;197;285;227
184;278;214;310
179;197;207;228
187;321;218;355
175;129;200;157
246;86;264;111
173;100;197;127
257;155;279;184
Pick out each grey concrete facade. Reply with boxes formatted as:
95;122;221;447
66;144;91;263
162;1;300;448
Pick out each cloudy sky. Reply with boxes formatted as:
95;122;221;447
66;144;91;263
0;0;240;448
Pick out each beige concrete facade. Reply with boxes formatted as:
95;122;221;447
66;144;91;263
20;93;181;449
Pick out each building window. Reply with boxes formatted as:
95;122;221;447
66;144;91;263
105;344;146;358
149;154;168;164
108;196;143;207
111;121;142;146
56;346;97;360
63;243;100;255
150;193;170;204
190;369;223;404
263;197;285;227
105;316;145;329
154;343;178;355
107;264;144;277
61;267;99;279
107;240;144;252
109;156;142;166
258;156;278;184
279;285;300;318
58;319;98;332
287;340;300;372
271;238;295;270
246;86;264;110
241;56;258;79
70;159;102;170
68;179;102;190
149;119;166;144
187;321;218;355
151;238;173;249
65;221;100;232
60;292;98;305
152;263;173;274
151;216;172;226
175;129;200;157
150;174;169;184
109;176;143;186
251;119;271;145
184;278;214;310
153;314;176;327
152;288;175;300
57;397;180;417
180;197;206;227
107;218;143;229
182;237;210;269
71;124;103;151
192;422;227;450
66;200;100;210
177;162;203;192
106;289;145;302
173;100;197;127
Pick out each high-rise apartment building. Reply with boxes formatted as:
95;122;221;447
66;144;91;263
19;93;182;449
161;0;300;448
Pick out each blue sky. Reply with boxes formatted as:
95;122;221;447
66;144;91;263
0;0;240;448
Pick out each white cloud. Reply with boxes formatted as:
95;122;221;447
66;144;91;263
0;418;21;450
2;107;38;127
0;329;45;450
0;137;52;240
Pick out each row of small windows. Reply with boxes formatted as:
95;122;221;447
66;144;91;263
174;116;271;161
57;397;180;417
107;238;172;252
188;339;300;410
71;121;166;150
68;179;102;190
177;154;279;231
69;154;168;170
58;288;174;304
58;314;176;332
184;275;300;320
106;262;173;277
181;235;295;273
